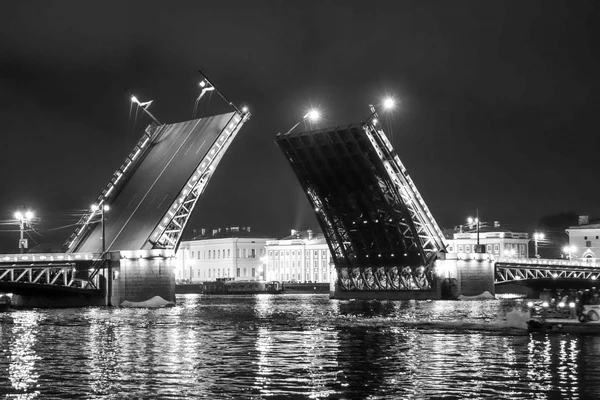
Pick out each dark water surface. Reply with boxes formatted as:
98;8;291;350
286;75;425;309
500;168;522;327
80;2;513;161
1;294;600;399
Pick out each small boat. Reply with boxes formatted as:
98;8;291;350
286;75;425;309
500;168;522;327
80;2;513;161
528;304;600;333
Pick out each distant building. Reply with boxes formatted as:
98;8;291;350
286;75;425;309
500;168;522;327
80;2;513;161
175;227;274;283
566;215;600;260
444;221;530;258
265;229;332;283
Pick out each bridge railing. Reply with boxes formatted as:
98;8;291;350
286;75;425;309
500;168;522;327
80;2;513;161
495;257;599;268
0;252;100;264
0;265;87;289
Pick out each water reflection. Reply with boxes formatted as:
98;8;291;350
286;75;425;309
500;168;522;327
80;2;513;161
1;296;600;398
7;311;41;399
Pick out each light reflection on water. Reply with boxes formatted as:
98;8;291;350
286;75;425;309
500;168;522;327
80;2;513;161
1;294;600;399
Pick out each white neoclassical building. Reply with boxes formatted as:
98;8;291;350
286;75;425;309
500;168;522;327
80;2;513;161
175;227;274;283
566;216;600;261
264;229;332;283
445;224;530;259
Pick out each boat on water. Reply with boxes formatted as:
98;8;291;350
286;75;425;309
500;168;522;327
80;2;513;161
203;278;283;295
528;301;600;333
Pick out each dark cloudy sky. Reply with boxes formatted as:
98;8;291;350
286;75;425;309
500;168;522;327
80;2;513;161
0;0;598;252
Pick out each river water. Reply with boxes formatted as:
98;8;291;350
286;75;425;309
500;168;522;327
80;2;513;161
1;294;599;399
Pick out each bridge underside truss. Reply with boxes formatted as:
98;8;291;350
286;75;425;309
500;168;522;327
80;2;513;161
496;262;600;284
276;122;446;292
1;264;81;289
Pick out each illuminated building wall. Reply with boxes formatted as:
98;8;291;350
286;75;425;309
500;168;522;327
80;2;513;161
445;229;530;258
175;229;274;282
566;216;600;260
265;229;332;283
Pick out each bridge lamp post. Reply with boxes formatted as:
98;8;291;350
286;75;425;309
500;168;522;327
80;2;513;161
14;210;34;254
563;245;576;261
285;109;321;134
533;232;545;258
91;204;110;253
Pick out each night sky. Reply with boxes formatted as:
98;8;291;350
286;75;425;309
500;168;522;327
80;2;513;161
1;1;598;252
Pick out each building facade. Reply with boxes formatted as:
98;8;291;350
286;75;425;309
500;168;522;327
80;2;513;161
265;229;332;283
566;216;600;260
445;228;530;258
175;228;274;283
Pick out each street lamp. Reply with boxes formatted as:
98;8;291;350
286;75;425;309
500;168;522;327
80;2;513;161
533;232;545;258
91;204;110;253
14;210;34;254
467;211;482;251
563;245;576;261
131;95;161;125
284;109;321;134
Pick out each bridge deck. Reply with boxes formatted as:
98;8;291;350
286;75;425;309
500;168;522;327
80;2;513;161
76;113;235;252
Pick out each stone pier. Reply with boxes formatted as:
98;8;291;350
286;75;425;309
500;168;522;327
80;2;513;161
107;250;176;306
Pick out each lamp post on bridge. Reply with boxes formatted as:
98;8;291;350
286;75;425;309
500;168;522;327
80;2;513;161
91;204;110;253
14;210;34;254
533;232;545;258
563;245;576;261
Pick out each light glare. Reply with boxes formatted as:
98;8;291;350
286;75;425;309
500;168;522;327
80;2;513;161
305;110;320;121
383;97;396;110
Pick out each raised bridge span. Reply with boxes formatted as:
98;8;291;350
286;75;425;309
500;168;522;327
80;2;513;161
1;102;249;306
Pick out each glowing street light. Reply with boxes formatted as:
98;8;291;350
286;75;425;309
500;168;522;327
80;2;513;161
304;109;320;122
92;204;110;253
241;105;249;114
533;232;545;258
383;97;396;110
563;245;576;261
130;95;161;125
14;209;34;254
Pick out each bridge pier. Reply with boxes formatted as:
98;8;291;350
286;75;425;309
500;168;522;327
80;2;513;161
330;253;495;300
107;250;176;306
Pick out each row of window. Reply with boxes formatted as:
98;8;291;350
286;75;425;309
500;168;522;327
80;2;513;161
190;248;263;260
447;243;527;255
200;267;256;278
268;250;328;258
270;272;328;282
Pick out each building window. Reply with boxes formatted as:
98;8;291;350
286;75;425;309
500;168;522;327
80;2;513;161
465;245;470;253
191;251;194;258
587;241;592;247
251;249;256;258
218;250;221;259
486;245;492;253
243;249;247;258
270;251;273;257
236;268;240;277
228;249;231;258
458;245;463;252
252;268;255;277
585;236;588;240
494;244;499;252
213;250;216;259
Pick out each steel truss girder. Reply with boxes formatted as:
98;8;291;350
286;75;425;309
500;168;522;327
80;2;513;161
362;122;446;266
495;263;600;283
66;124;162;252
0;265;80;288
149;112;248;251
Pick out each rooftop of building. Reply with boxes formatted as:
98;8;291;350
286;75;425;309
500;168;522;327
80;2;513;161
184;226;274;241
568;215;600;229
270;229;327;244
